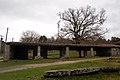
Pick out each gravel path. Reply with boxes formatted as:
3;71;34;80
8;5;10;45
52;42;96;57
0;66;28;73
0;57;108;73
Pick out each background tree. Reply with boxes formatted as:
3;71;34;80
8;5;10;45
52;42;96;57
47;37;55;43
95;37;108;44
110;37;120;43
39;35;47;43
58;6;107;43
20;30;40;43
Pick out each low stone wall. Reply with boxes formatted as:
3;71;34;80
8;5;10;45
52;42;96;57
100;67;120;72
43;67;120;77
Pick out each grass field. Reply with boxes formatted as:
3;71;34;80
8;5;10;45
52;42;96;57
0;59;57;68
0;50;120;80
48;50;96;58
0;57;120;80
0;50;78;68
0;50;99;68
0;57;102;68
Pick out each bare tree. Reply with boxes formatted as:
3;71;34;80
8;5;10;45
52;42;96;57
20;30;40;43
58;6;107;43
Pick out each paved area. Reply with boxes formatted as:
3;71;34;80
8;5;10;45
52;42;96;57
0;57;108;73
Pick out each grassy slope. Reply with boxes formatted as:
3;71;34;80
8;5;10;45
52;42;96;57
0;60;120;80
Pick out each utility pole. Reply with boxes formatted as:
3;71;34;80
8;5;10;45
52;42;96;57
57;20;60;39
4;27;9;61
5;27;9;42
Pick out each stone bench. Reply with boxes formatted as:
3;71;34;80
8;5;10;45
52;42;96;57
100;67;120;72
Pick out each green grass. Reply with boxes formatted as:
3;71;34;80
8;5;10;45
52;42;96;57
0;50;81;68
47;50;97;59
69;51;79;58
45;72;120;80
109;57;120;60
0;59;60;68
0;50;106;68
48;50;80;59
0;50;105;68
48;51;60;59
0;56;107;68
1;51;120;79
0;60;120;80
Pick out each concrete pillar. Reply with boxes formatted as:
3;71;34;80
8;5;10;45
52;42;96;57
34;46;43;60
60;47;69;59
37;46;41;56
111;48;114;56
66;47;69;57
116;48;120;56
90;47;94;57
64;46;69;58
3;44;10;61
111;48;120;56
111;48;116;56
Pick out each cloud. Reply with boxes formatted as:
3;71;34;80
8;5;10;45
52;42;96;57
0;0;120;41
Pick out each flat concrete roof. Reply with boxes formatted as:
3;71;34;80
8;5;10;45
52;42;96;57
6;42;120;48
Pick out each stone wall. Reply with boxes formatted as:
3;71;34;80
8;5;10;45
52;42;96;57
44;67;120;77
0;41;5;54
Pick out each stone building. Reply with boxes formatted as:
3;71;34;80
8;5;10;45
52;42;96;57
3;42;120;61
0;40;5;54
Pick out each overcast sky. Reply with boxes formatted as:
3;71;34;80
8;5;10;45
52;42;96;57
0;0;120;42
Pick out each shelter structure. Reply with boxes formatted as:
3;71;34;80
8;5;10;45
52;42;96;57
3;42;120;61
